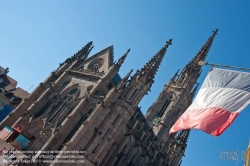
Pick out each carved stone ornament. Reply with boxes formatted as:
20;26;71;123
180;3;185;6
87;58;104;72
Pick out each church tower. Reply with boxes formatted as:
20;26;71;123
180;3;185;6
100;39;172;166
145;29;218;165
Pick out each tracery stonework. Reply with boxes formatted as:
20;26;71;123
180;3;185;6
0;30;218;166
87;58;104;73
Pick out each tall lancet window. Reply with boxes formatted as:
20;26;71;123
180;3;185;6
34;95;58;118
157;96;172;117
48;87;79;123
129;89;138;100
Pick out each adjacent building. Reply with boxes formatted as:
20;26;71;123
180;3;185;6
0;66;30;122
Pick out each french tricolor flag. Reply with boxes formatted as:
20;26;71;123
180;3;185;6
170;68;250;136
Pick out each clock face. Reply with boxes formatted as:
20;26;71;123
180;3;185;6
87;58;104;71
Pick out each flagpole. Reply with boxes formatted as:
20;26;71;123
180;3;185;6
198;60;250;71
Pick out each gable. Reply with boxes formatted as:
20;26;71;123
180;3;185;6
75;46;114;74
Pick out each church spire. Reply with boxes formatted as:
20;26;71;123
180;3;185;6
85;45;94;60
175;29;218;89
75;41;93;60
182;129;190;144
116;49;130;66
139;39;172;84
164;130;190;165
189;28;218;66
120;39;172;106
62;41;93;64
117;69;133;90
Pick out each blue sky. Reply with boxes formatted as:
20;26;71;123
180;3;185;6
1;1;250;165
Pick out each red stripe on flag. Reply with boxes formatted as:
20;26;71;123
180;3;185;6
169;107;239;136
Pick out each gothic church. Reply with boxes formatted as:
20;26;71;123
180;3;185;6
0;29;218;166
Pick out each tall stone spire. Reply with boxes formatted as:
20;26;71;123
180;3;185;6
116;69;133;90
116;49;130;66
144;30;218;166
139;39;172;84
54;41;94;77
74;41;93;60
176;29;218;89
164;130;190;166
62;41;93;64
120;39;172;106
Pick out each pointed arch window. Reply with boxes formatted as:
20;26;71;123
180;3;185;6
129;89;138;100
58;105;77;125
102;128;110;140
112;115;120;125
157;96;172;117
34;95;58;118
48;88;79;123
92;143;100;154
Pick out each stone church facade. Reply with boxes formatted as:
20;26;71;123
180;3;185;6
0;29;217;166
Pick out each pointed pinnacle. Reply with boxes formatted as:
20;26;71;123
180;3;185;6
190;29;218;65
212;28;218;36
183;129;190;143
128;68;133;75
117;69;133;90
166;38;173;47
75;41;93;59
82;45;94;60
142;39;172;72
88;46;94;54
123;69;133;81
117;49;130;66
149;39;172;77
170;69;180;83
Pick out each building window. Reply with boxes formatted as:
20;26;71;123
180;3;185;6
87;58;104;72
69;88;78;95
34;96;57;118
129;89;137;100
92;143;100;154
48;88;78;123
157;96;172;117
112;115;120;125
102;129;110;140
